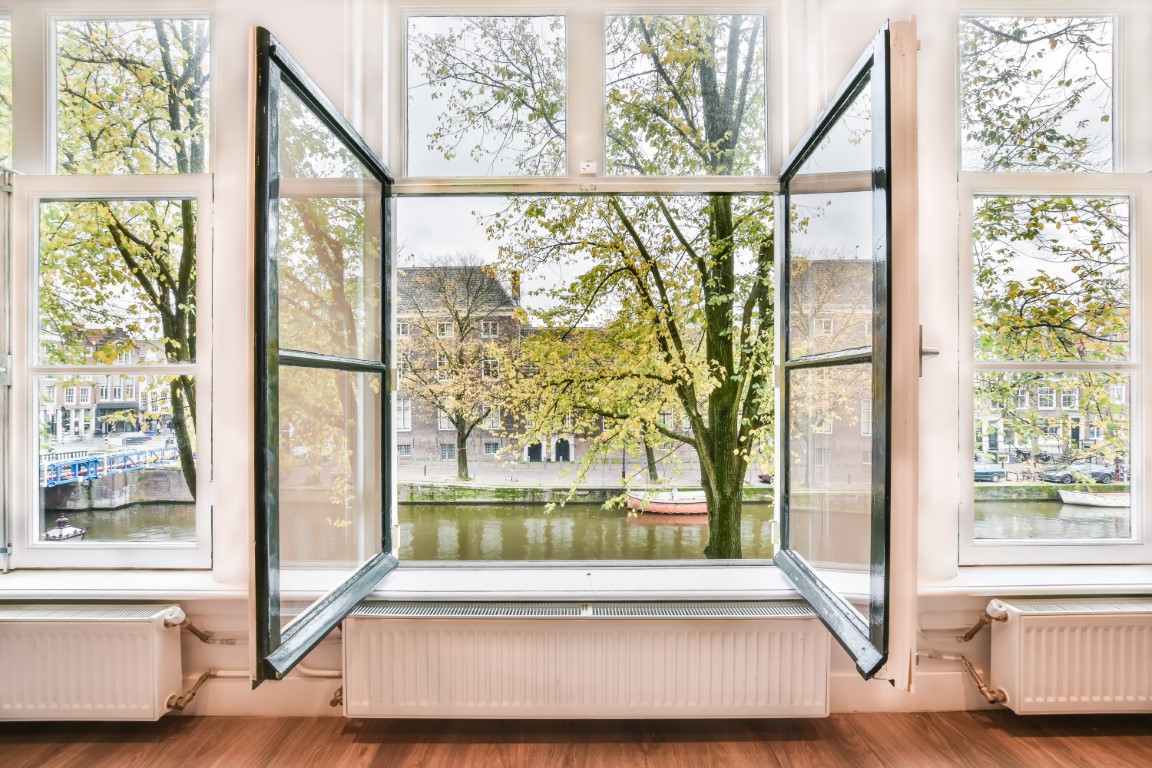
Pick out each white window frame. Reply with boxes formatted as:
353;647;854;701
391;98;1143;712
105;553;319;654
1061;389;1079;411
10;174;214;569
396;394;412;431
435;352;449;380
435;320;453;338
77;386;90;405
959;170;1149;566
439;443;456;461
397;320;410;336
483;440;499;454
437;407;453;431
815;317;834;336
480;319;499;338
481;354;499;380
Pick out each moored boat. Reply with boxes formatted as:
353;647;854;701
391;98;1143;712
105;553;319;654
1057;489;1130;508
43;515;88;541
624;490;707;515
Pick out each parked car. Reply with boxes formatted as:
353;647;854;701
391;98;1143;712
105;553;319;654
1041;463;1114;485
973;463;1006;483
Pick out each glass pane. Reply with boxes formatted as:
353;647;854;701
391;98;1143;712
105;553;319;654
973;371;1130;541
37;373;197;543
792;83;871;177
277;85;382;360
0;17;11;167
56;19;210;174
605;14;766;176
973;196;1129;363
786;364;873;570
397;193;774;560
787;191;873;358
960;17;1112;173
38;199;197;365
406;15;566;177
279;367;383;566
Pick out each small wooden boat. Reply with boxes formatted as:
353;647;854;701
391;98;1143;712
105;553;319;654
43;515;88;541
1057;490;1130;508
625;490;707;515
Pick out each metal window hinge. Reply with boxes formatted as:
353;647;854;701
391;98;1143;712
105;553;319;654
0;354;12;386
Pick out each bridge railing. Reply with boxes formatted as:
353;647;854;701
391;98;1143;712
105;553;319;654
39;447;181;488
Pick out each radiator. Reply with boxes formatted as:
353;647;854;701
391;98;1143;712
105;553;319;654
989;597;1152;714
343;601;828;718
0;604;184;721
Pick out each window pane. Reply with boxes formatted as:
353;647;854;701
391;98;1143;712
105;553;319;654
277;87;383;359
973;371;1130;541
960;17;1112;173
56;19;210;174
38;199;197;365
788;191;873;357
397;192;774;560
0;18;11;167
406;15;566;177
791;82;871;176
605;14;766;176
37;373;196;543
279;367;383;566
973;196;1129;362
786;364;873;571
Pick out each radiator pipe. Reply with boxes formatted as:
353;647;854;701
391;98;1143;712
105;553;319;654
330;686;343;708
922;651;1007;704
955;599;1009;643
163;608;240;645
167;669;248;711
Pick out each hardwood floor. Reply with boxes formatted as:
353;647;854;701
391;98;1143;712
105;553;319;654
1;712;1150;768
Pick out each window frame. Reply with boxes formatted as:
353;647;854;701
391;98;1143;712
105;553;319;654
9;174;213;569
958;172;1149;565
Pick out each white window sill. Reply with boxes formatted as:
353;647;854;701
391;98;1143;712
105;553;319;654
0;569;247;601
921;564;1152;597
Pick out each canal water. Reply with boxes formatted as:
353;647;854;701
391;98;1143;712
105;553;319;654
41;499;1132;553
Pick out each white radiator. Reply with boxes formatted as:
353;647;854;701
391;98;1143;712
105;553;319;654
343;601;828;718
989;597;1152;714
0;604;184;721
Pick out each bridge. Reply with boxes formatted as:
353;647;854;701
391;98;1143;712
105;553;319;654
39;447;182;488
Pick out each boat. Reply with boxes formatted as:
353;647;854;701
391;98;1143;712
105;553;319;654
1057;490;1131;508
43;515;88;541
624;490;707;515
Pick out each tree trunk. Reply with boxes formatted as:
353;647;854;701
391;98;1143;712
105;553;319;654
456;427;470;480
170;376;196;499
643;437;659;481
701;422;746;559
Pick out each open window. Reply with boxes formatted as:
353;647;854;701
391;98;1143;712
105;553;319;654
774;23;917;681
252;27;395;683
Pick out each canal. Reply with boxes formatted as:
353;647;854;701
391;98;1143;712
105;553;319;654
43;499;1132;554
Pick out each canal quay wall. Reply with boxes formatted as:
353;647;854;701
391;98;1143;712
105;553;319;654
399;482;776;504
974;482;1130;501
43;468;193;511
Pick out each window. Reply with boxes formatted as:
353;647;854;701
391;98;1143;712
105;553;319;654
960;13;1145;565
1061;389;1079;410
9;12;212;570
399;355;412;377
397;321;410;336
396;396;412;431
398;443;413;458
815;318;834;336
438;408;453;431
1108;384;1126;404
64;387;75;405
481;320;499;338
484;441;499;454
1037;387;1055;410
440;443;456;461
436;353;449;380
860;399;872;437
481;355;499;380
435;321;453;338
482;407;500;430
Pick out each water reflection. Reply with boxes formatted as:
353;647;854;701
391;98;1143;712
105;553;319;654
398;502;775;560
976;500;1131;539
41;503;195;543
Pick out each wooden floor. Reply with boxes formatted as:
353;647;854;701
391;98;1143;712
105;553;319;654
1;713;1150;768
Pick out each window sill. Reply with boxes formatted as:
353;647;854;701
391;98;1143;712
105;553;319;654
921;564;1152;597
0;569;246;601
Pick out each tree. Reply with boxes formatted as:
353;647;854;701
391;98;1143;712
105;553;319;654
40;20;209;498
411;14;770;557
397;255;516;480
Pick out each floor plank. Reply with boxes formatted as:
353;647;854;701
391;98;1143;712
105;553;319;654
0;713;1150;768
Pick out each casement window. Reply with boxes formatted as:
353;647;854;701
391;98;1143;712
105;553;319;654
253;11;917;687
484;441;500;454
397;321;410;336
435;321;454;338
959;10;1149;565
481;320;499;338
437;408;453;431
